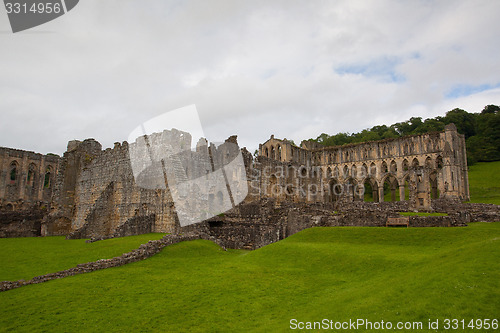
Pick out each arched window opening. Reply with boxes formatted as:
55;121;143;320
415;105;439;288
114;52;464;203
425;157;433;168
351;165;357;178
326;167;332;179
44;166;53;188
345;178;356;201
361;164;368;178
277;145;282;161
412;158;420;168
270;146;275;159
402;159;409;172
363;178;379;202
436;156;443;169
265;147;269;157
381;161;388;173
370;162;377;176
9;161;18;184
383;175;399;202
430;172;439;199
216;191;224;206
343;165;349;178
27;164;36;188
390;160;397;173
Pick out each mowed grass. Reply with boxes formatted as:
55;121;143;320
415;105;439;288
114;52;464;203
0;233;165;281
467;161;500;205
399;212;448;217
1;223;499;332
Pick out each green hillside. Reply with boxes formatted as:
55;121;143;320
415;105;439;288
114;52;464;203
467;161;500;205
0;233;165;282
1;224;499;332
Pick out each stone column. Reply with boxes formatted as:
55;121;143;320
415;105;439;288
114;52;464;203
378;186;384;202
399;184;405;201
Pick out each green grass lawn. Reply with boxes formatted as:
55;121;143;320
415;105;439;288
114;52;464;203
399;212;448;217
1;223;499;332
467;161;500;205
0;233;165;281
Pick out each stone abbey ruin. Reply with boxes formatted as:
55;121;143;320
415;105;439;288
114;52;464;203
1;123;499;249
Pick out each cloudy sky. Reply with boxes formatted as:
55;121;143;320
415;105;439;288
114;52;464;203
1;0;499;155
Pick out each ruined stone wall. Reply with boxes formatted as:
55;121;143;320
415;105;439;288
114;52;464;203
0;147;59;209
44;129;251;239
257;124;469;205
0;147;59;237
44;138;179;238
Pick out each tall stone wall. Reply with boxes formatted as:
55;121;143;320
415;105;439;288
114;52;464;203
257;124;469;205
0;147;59;209
43;130;250;238
0;147;59;237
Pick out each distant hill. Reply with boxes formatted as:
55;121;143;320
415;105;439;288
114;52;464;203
305;105;500;165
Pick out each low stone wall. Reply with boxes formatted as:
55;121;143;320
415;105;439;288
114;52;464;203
432;199;500;222
0;232;223;292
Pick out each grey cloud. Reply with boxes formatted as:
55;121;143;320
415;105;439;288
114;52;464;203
0;0;499;155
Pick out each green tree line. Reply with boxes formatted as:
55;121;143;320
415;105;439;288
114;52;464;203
305;105;500;165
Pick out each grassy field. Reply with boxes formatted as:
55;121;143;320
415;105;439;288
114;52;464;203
1;223;499;332
0;233;165;281
399;212;448;217
467;161;500;205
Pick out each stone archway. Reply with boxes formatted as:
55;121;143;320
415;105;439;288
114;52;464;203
382;174;399;202
363;177;379;202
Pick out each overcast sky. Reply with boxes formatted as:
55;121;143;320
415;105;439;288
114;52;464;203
1;0;499;155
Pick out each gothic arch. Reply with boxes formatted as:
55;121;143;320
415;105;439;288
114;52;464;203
44;166;53;188
27;163;37;188
9;161;18;184
344;177;357;201
326;167;332;179
343;165;349;178
402;159;409;171
390;160;397;173
369;162;377;177
329;178;341;203
429;171;439;199
361;163;368;178
381;174;399;202
363;177;379;202
425;156;433;168
381;161;388;173
436;155;443;169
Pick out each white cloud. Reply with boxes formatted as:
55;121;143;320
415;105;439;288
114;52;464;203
0;0;499;155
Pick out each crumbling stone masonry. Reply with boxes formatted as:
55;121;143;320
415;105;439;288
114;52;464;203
0;147;59;237
256;124;469;206
1;123;498;246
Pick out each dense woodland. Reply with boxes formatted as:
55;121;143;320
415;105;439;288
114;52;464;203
305;105;500;165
